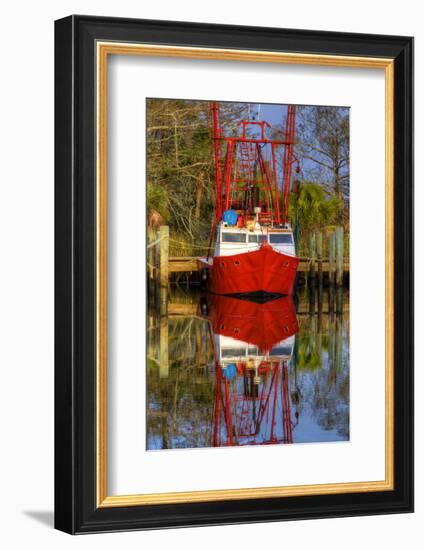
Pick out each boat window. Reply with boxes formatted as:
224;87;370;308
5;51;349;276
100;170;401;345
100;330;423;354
222;232;247;243
222;347;245;358
248;234;267;243
269;346;292;356
269;233;293;244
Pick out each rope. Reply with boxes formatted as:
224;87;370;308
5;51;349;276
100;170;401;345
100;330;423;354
169;238;211;250
148;236;210;251
147;235;165;249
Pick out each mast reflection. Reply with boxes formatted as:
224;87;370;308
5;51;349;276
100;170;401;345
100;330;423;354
202;295;300;447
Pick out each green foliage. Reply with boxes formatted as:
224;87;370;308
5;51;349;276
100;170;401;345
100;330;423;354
147;183;168;220
289;181;344;232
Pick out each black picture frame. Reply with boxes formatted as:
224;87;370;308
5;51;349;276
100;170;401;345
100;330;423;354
55;15;414;534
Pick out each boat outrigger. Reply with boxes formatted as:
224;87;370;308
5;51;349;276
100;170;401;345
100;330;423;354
199;102;300;298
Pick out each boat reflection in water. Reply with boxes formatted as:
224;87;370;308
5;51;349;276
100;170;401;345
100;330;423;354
146;289;349;451
205;295;300;447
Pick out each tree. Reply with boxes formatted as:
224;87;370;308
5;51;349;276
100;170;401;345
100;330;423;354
146;99;212;240
296;106;350;200
146;99;250;244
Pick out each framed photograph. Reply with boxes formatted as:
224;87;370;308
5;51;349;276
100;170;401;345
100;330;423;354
54;15;413;534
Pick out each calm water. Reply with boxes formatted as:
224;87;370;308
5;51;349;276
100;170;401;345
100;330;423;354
146;287;349;450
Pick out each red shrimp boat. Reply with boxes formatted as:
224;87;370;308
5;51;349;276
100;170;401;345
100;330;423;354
199;102;300;297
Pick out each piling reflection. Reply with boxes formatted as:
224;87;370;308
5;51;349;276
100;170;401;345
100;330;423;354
146;288;349;450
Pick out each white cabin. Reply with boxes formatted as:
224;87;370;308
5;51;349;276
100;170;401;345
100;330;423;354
214;221;296;259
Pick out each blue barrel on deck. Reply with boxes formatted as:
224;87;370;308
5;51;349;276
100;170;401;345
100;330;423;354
222;209;238;226
223;363;237;380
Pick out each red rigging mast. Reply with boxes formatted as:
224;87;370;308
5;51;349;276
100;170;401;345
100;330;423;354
201;103;301;297
210;102;299;227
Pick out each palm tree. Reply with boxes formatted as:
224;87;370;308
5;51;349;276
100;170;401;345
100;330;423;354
289;181;343;232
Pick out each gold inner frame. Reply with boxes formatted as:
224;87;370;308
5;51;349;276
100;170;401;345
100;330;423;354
96;42;394;508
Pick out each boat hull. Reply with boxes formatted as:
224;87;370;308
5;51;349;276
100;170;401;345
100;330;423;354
203;245;299;297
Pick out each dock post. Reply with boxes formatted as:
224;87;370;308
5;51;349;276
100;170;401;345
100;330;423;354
147;228;155;307
316;231;323;288
328;283;334;314
316;231;323;315
328;232;336;313
329;232;336;287
159;225;169;316
309;282;316;315
335;226;344;287
159;225;169;287
336;286;344;315
147;228;155;280
309;232;316;284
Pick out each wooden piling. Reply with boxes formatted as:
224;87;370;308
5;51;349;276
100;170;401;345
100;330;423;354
329;232;336;286
336;286;344;315
148;228;155;280
335;226;344;287
316;231;323;288
159;226;169;316
309;232;316;283
160;287;168;317
159;225;169;288
328;284;335;315
317;281;323;318
147;228;156;307
309;283;316;315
